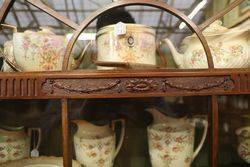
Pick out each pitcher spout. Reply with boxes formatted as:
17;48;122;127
72;119;112;137
162;38;184;68
146;108;175;124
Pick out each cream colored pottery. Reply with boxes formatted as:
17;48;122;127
2;41;16;72
2;27;81;72
147;118;208;167
0;156;81;167
146;108;187;124
236;126;250;164
163;20;250;68
0;127;41;164
73;119;125;167
96;23;156;69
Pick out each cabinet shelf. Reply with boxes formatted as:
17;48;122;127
0;68;249;99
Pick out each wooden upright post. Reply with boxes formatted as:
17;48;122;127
61;99;72;167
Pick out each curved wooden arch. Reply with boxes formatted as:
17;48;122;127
1;0;245;71
62;0;215;71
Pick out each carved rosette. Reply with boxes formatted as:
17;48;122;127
125;79;159;92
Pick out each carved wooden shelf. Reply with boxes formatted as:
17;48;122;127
0;69;249;99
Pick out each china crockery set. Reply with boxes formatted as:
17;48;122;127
2;19;248;71
71;108;208;167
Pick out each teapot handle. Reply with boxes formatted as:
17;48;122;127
70;40;94;70
111;119;125;158
189;117;208;160
0;48;22;72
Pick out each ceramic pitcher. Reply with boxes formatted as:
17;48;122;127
235;126;250;164
73;119;125;167
0;126;41;163
146;108;208;167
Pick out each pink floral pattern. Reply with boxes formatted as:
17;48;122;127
237;139;250;164
0;137;29;163
190;42;244;68
97;31;156;66
16;31;66;71
74;135;115;167
148;125;195;167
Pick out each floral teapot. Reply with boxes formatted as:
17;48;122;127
72;119;125;167
146;108;208;167
1;24;83;72
163;20;250;69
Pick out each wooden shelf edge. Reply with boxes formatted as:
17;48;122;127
0;69;249;99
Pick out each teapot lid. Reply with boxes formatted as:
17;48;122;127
201;20;228;35
17;27;56;35
184;20;248;40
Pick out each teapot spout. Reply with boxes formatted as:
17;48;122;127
162;38;184;68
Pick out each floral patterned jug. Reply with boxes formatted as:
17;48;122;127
146;108;208;167
73;119;125;167
0;126;41;164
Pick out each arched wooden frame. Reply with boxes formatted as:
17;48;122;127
0;0;245;71
62;0;215;70
0;1;246;167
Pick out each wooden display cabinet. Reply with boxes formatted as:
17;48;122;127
0;0;249;167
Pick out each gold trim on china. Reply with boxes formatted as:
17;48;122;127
96;23;156;37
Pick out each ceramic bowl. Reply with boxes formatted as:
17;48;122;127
0;137;30;164
0;156;81;167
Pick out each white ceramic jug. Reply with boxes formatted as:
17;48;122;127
147;108;208;167
73;119;125;167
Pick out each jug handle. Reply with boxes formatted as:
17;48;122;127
111;119;125;158
191;117;208;160
0;48;22;72
28;128;42;151
0;24;21;72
